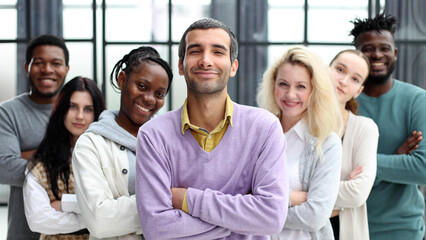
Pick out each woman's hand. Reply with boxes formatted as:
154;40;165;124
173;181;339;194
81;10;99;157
347;166;363;180
50;200;62;211
330;210;340;218
290;190;307;207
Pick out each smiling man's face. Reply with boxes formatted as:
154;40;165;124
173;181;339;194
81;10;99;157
356;30;398;84
25;45;69;99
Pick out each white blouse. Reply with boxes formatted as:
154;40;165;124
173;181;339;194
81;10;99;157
272;120;311;240
23;169;86;235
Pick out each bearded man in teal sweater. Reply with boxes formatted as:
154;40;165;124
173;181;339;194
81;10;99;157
350;13;426;240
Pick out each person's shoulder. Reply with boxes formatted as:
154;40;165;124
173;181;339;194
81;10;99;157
234;102;279;125
75;131;107;148
350;114;377;129
322;132;341;149
0;93;29;109
326;131;340;141
31;161;46;174
394;79;425;96
28;161;47;180
349;114;379;139
140;108;181;133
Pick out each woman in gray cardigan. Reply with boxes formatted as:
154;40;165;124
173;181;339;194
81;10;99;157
257;45;342;240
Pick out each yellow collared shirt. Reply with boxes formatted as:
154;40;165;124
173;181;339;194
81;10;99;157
179;95;234;213
181;95;234;152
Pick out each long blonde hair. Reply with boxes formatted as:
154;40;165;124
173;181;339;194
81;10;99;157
257;45;342;156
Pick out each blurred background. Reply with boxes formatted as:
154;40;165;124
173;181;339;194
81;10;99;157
0;0;425;239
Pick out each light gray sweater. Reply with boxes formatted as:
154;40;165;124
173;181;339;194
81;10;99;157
274;128;342;240
0;93;52;240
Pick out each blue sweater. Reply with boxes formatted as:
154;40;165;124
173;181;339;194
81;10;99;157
358;79;426;240
136;102;289;239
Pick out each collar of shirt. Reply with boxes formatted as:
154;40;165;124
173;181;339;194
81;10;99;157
181;94;234;135
285;119;306;142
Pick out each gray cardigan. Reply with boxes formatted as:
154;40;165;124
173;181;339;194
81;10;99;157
283;130;342;240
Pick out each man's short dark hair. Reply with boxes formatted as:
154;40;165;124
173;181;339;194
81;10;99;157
350;12;399;47
178;18;238;63
26;34;69;65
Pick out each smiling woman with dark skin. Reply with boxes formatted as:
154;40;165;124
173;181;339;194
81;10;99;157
71;46;173;240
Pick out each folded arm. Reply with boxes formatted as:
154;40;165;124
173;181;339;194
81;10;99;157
136;132;231;240
174;121;288;235
23;171;85;234
335;122;378;208
284;135;342;232
72;134;141;238
376;95;426;185
0;110;28;186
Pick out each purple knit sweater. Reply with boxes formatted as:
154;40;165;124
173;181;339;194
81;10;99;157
136;102;288;240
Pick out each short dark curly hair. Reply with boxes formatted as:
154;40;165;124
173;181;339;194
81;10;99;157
26;34;69;65
178;18;238;63
350;12;399;47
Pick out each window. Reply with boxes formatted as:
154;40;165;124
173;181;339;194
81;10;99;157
0;0;399;109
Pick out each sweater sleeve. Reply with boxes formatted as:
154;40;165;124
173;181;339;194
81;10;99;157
376;92;426;185
335;119;378;208
186;120;288;235
284;134;342;231
23;170;86;234
0;106;28;187
136;131;231;240
72;133;141;238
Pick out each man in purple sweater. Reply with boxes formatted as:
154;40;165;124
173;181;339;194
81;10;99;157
136;18;288;239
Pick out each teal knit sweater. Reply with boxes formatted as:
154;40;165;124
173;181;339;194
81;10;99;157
358;79;426;240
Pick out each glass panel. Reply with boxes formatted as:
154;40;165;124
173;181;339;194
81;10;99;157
268;45;351;69
63;0;92;5
0;9;17;39
308;45;353;65
308;0;368;43
0;183;10;203
105;45;171;112
171;45;186;110
0;44;17;102
105;0;169;42
267;45;293;66
63;5;93;39
380;0;386;13
66;42;93;82
268;0;304;42
171;0;211;42
1;0;16;4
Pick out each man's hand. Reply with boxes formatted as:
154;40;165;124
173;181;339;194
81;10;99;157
51;200;62;211
171;188;187;210
289;190;307;207
21;149;36;160
395;131;423;155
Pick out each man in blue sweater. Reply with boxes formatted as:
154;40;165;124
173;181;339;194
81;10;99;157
350;12;425;240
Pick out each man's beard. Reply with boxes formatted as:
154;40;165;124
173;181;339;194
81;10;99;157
185;68;228;97
366;64;395;85
32;88;61;98
29;76;64;98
